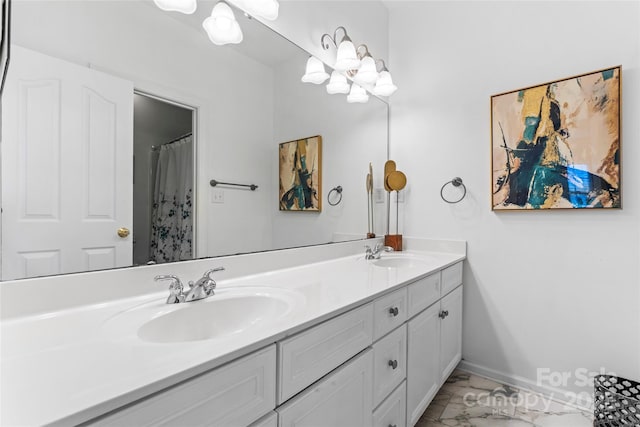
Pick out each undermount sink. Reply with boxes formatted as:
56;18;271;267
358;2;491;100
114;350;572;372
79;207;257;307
104;287;303;344
371;254;434;269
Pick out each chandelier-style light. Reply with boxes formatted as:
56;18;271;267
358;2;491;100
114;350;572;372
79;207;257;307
321;27;360;72
373;60;398;97
306;26;397;103
153;0;197;14
301;56;330;84
326;71;350;94
154;0;281;45
202;1;243;46
347;83;369;103
353;45;378;85
236;0;279;20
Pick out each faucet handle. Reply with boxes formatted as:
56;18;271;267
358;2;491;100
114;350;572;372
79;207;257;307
204;267;225;280
197;267;225;295
154;275;184;304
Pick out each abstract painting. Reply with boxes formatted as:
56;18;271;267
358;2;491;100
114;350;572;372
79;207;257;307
491;67;621;210
279;136;322;211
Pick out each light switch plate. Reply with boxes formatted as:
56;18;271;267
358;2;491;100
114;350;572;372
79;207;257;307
374;188;385;203
211;189;224;203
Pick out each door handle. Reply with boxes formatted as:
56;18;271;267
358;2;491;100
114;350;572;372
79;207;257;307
117;227;130;238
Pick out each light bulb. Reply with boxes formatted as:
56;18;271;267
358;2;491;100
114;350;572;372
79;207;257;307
301;56;329;84
354;55;378;85
326;71;350;94
202;2;243;46
334;38;360;72
347;83;369;103
153;0;197;14
373;71;398;96
238;0;279;20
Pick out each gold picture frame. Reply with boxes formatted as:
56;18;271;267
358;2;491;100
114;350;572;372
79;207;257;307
279;135;322;212
491;66;621;210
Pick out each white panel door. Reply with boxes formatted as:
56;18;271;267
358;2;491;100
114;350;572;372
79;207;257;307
1;45;133;279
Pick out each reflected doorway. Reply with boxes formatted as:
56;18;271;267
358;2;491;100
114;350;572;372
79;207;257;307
133;92;196;265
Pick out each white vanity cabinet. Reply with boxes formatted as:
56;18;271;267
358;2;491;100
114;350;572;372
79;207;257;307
82;260;463;427
406;263;464;427
88;345;277;427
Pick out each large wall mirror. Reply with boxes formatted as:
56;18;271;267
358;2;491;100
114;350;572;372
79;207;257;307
1;0;389;280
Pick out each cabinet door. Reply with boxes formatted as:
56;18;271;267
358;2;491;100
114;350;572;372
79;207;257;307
440;285;463;384
406;303;440;427
277;350;373;427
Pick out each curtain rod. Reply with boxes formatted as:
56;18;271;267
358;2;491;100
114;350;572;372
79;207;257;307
151;132;193;151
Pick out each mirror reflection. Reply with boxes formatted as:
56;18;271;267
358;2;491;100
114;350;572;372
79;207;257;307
1;0;388;280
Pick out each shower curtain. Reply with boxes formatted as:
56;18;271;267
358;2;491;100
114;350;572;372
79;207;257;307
150;135;193;263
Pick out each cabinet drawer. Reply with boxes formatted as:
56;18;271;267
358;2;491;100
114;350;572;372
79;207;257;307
441;262;463;296
407;273;440;318
373;287;407;340
89;345;276;427
278;303;374;403
277;349;373;427
372;381;406;427
372;324;407;407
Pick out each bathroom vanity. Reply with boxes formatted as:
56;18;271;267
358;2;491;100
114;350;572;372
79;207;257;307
0;238;465;426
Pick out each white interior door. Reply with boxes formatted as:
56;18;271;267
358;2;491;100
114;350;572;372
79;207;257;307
1;45;133;280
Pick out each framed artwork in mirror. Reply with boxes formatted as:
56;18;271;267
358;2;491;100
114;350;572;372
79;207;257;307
279;135;322;212
491;66;621;210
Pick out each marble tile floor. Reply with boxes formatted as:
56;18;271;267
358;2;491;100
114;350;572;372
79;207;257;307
416;370;593;427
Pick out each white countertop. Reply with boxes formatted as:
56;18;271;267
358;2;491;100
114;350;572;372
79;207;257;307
1;246;464;426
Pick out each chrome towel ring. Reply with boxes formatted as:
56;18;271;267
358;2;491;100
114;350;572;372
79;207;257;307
440;177;466;204
328;185;343;206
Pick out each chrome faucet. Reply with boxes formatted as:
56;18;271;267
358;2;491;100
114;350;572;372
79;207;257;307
365;243;394;260
154;267;225;304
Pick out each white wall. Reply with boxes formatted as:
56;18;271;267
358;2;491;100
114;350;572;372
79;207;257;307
389;0;640;401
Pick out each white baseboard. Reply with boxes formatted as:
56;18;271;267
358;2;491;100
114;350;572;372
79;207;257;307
457;360;594;412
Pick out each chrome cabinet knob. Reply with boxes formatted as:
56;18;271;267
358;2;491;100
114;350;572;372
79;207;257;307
388;307;399;317
388;359;398;369
439;310;449;319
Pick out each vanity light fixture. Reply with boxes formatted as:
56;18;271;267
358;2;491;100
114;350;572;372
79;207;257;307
236;0;279;20
202;1;243;46
301;56;329;84
325;70;350;94
153;0;197;14
321;27;360;72
347;83;369;104
312;26;398;101
373;60;398;97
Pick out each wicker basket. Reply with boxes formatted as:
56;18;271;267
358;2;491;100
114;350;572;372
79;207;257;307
594;375;640;426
